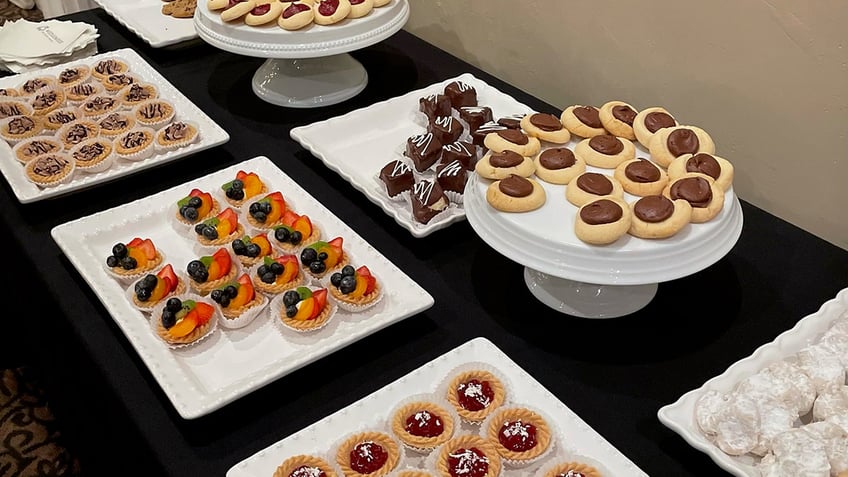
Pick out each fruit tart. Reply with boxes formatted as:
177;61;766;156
193;207;245;248
443;366;507;424
390;394;456;452
300;237;347;279
435;434;501;477
221;170;267;208
271;209;320;253
253;254;305;296
535;456;607;477
334;431;401;477
274;286;334;333
128;264;186;312
185;247;238;296
273;455;338;477
246;191;286;230
104;238;164;284
154;295;217;347
174;188;220;227
483;406;554;467
209;273;267;328
328;265;381;312
231;232;273;267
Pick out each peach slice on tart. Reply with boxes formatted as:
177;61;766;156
194;207;243;246
185;247;236;295
329;265;381;311
300;236;345;277
132;264;184;308
105;237;162;276
272;209;318;250
209;273;263;319
157;297;215;345
176;188;218;225
277;286;335;332
221;170;266;206
231;232;272;266
254;254;303;295
247;191;287;229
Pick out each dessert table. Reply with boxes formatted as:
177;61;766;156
2;8;848;477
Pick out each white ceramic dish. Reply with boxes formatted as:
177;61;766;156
227;336;648;477
657;287;848;476
51;156;434;419
92;0;199;48
0;48;229;204
290;73;535;238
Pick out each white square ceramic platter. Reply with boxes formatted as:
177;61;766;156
657;287;848;476
290;73;535;238
50;156;434;419
227;337;648;477
92;0;199;48
0;48;229;204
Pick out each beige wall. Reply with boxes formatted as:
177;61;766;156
404;0;848;250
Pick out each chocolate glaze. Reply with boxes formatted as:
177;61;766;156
120;131;148;149
21;79;48;94
539;148;575;170
624;159;660;183
441;141;477;170
444;81;477;109
23;140;58;157
70;83;97;96
59;68;81;84
429;115;463;145
74;142;105;162
419;94;452;121
497;114;524;129
8;116;35;134
612;105;637;125
498;174;533;198
48;111;77;125
32;154;68;177
405;132;442;172
100;113;127;131
490;150;524;168
163;122;190;141
411;180;448;224
573;106;602;128
459;106;492;133
496;129;529;145
589;135;624;155
436;159;467;193
576;172;613;195
666;129;699;157
379;160;413;196
471;121;506;146
634;195;674;223
107;74;135;86
0;104;24;118
669;176;712;208
529;113;562;132
85;96;116;112
32;91;58;110
644;111;675;133
124;84;152;102
580;199;622;225
95;59;124;75
686;153;721;179
64;124;91;143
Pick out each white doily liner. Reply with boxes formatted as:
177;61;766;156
24;152;76;188
328;422;408;477
69;138;115;173
269;285;337;334
531;447;611;477
436;361;515;426
215;288;269;330
443;190;464;206
113;127;156;162
153;119;200;153
388;392;462;455
124;269;189;314
132;99;176;130
479;403;559;469
149;292;219;350
248;262;312;298
103;248;167;287
12;135;62;164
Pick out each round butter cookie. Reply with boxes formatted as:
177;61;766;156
560;105;606;138
483;129;541;157
599;100;638;140
574;196;632;245
279;2;314;29
649;125;715;168
628;195;692;239
662;173;724;223
565;171;624;207
533;147;585;185
613;158;668;196
520;112;571;144
314;0;351;25
220;0;256;21
348;0;373;18
244;1;284;25
373;0;389;5
573;134;635;169
486;174;546;213
633;106;678;149
668;152;734;191
475;150;534;180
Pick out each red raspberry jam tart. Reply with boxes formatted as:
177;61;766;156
538;460;604;477
231;232;273;267
335;431;400;477
444;368;506;423
300;236;347;279
390;397;455;451
328;265;381;312
220;170;267;208
246;191;287;229
104;238;164;283
130;264;186;312
175;188;220;226
209;273;266;324
155;296;216;346
435;435;501;477
194;207;245;248
276;286;334;333
185;248;238;296
484;406;553;465
271;209;320;253
253;254;304;296
273;455;337;477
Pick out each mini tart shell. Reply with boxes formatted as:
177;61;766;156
118;83;159;108
98;112;136;138
113;127;156;161
13;135;63;163
390;399;455;451
196;223;246;248
273;455;338;477
278;297;335;333
133;99;176;130
484;407;553;463
538;460;603;477
435;435;501;477
130;275;187;311
56;64;91;88
445;369;507;423
1;115;44;143
189;264;238;296
91;58;130;80
253;268;305;296
30;88;66;116
305;253;349;281
155;121;199;151
234;247;273;268
175;196;220;226
65;81;104;103
25;152;75;187
246;211;284;230
335;431;400;477
108;250;165;280
0;100;33;119
223;182;267;209
100;72;140;93
156;313;214;345
329;280;381;312
19;76;57;95
218;291;266;320
80;94;122;120
70;137;114;173
57;120;100;149
273;225;320;254
43;106;83;131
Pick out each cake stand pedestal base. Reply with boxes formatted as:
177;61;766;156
523;268;658;319
251;54;368;108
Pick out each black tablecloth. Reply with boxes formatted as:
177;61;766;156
3;9;848;476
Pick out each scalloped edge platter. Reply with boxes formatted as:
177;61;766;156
92;0;198;48
657;287;848;476
51;155;434;419
227;337;648;476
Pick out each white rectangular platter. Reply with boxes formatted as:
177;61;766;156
290;73;535;238
92;0;198;48
0;48;228;203
657;287;848;476
51;155;434;419
227;337;648;477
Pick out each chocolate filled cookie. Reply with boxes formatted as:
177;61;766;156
662;172;724;223
533;147;585;185
483;129;541;157
628;195;692;239
574;196;632;245
520;112;571;144
613;158;669;196
668;152;734;191
574;134;635;169
599;100;638;140
566;171;624;207
633;106;678;149
475;150;535;180
649;125;715;168
561;105;607;138
486;174;545;213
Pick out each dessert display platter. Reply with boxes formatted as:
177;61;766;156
50;156;434;419
0;48;229;204
193;0;410;107
291;73;534;238
228;337;649;477
658;287;848;476
92;0;199;48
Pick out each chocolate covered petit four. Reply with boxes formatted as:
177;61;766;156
444;80;477;110
441;140;477;170
459;106;493;133
419;93;452;122
411;180;449;224
405;132;442;172
428;115;463;145
379;160;414;198
436;159;467;196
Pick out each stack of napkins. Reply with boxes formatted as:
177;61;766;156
0;19;99;74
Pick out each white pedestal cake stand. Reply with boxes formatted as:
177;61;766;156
464;169;744;319
193;0;410;108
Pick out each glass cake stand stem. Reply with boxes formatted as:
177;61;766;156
251;54;368;108
523;267;658;319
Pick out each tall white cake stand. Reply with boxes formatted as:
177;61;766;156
194;0;409;108
464;149;744;319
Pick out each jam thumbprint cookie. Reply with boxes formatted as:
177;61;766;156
314;0;352;25
279;2;314;29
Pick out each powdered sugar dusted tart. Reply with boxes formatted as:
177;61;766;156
444;366;507;423
335;431;401;477
434;434;502;477
390;395;456;452
273;455;337;477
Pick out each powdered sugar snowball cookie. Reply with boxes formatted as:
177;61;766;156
313;0;352;25
668;152;735;192
560;105;607;138
758;427;831;477
662;173;724;224
565;171;624;208
797;343;847;394
813;386;848;422
440;362;509;425
598;100;638;140
29;88;65;116
694;389;733;437
348;0;374;18
573;134;635;169
633;107;678;149
433;434;502;477
155;120;200;152
389;393;457;453
114;127;156;161
802;421;848;475
749;397;798;457
244;1;284;25
12;136;62;164
279;2;315;29
133;99;176;130
482;404;556;468
711;392;762;456
737;360;816;417
648;124;715;168
272;455;339;477
519;112;571;144
1;115;43;144
0;100;33;119
333;429;402;477
70;137;115;173
25;152;75;187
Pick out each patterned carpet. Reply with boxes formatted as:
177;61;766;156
0;0;43;24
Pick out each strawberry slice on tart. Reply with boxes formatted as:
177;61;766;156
254;254;303;295
176;188;218;225
105;237;163;279
157;297;216;345
221;170;266;207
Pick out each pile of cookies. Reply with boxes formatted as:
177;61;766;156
476;100;734;246
162;0;197;18
208;0;392;31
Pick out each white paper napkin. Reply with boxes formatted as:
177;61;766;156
0;19;99;72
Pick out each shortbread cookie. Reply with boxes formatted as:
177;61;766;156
475;150;534;180
560;105;606;138
628;195;692;239
566;171;624;207
245;1;284;25
313;0;351;25
483;129;541;157
486;174;545;213
668;152;734;191
207;0;229;9
633;106;678;149
279;2;314;29
574;196;632;245
519;112;571;144
649;125;715;168
662;173;724;223
373;0;389;5
221;0;256;21
573;134;635;169
533;147;585;185
599;100;638;140
169;0;197;17
348;0;374;18
613;158;668;196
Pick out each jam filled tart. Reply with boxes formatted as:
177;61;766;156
335;431;400;477
273;455;338;477
484;406;554;465
390;397;455;451
435;435;501;477
444;368;507;423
